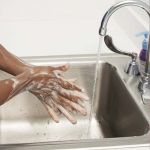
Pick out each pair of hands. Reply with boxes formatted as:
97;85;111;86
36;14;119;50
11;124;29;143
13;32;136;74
10;64;89;124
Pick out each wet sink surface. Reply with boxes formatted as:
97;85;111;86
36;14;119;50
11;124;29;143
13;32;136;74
0;59;149;144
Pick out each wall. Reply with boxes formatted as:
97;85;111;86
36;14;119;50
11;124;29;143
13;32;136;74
114;0;149;51
0;0;114;56
0;0;145;57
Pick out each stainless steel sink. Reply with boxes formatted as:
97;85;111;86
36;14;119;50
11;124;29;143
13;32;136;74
93;63;149;138
0;54;150;149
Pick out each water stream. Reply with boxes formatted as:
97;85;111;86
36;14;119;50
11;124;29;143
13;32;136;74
87;35;104;137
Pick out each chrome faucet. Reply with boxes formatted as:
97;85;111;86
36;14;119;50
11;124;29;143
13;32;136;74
99;0;150;99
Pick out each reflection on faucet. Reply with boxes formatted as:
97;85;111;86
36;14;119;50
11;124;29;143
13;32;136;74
104;35;140;76
98;0;150;103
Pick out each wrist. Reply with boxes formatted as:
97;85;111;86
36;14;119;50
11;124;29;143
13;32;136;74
6;71;32;100
0;44;35;75
19;63;34;74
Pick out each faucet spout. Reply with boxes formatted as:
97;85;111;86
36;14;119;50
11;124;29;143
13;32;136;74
99;0;150;36
99;0;150;99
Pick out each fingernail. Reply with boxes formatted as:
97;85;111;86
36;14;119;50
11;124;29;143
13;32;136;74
83;110;87;116
72;119;77;124
54;119;59;123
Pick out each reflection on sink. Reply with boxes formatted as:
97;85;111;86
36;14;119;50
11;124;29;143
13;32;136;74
92;63;149;138
0;60;149;144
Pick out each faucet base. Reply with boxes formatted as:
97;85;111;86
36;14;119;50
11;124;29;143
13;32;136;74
138;75;150;104
124;60;140;76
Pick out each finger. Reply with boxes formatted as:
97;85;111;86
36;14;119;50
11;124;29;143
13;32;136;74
44;97;60;114
52;64;69;72
40;100;60;123
40;87;53;93
59;96;87;116
67;78;77;83
32;90;61;114
77;99;85;108
52;100;77;124
50;91;74;112
30;89;49;101
51;78;83;92
59;78;83;92
56;87;89;102
30;73;83;92
50;91;77;124
31;78;89;102
26;81;39;90
31;91;60;123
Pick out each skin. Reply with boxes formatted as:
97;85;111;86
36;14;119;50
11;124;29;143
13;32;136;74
0;44;89;124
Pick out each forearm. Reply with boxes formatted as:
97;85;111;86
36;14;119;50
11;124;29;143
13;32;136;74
0;72;30;105
0;44;33;75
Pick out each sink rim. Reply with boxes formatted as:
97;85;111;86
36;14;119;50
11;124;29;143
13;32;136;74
0;134;149;148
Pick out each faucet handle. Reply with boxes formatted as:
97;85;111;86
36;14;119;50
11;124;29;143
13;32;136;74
104;35;136;59
104;35;140;76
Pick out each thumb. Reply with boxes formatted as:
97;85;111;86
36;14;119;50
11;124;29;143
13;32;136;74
52;64;69;72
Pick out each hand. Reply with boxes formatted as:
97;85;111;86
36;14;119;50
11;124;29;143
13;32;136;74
0;44;88;123
25;64;89;124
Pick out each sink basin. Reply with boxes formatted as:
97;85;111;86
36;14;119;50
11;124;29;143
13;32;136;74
0;55;149;148
92;62;149;138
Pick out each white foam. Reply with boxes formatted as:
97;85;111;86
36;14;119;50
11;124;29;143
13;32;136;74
11;78;19;89
26;81;36;91
37;82;44;89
